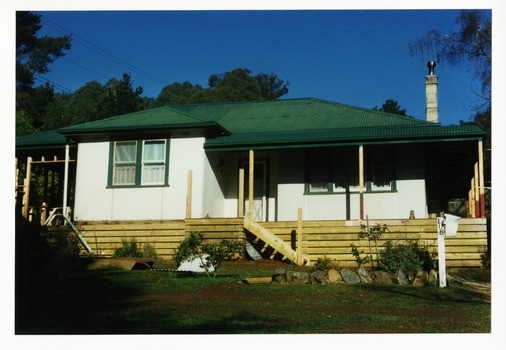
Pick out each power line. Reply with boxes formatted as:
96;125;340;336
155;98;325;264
40;15;170;87
34;73;75;93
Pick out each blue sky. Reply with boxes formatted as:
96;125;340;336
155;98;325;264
31;9;491;126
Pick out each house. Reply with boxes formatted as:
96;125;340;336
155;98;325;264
15;65;488;265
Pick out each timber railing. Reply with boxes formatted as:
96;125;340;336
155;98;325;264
58;217;487;268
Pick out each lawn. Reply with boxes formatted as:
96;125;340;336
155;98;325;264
15;259;491;334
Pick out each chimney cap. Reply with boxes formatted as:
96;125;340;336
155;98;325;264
427;61;436;75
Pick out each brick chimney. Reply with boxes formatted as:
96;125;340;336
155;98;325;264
425;61;438;123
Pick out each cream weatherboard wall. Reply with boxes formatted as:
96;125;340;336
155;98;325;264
73;136;223;221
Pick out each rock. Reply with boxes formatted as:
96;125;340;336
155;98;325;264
412;270;429;287
372;271;394;285
357;266;373;283
284;271;294;283
311;270;327;284
446;273;454;287
272;269;286;283
428;269;438;286
395;269;410;285
327;269;343;283
340;268;361;284
293;271;310;284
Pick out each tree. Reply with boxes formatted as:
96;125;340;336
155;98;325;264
16;12;71;90
103;73;146;117
409;10;491;108
67;81;108;125
373;99;412;117
255;72;290;100
154;81;204;107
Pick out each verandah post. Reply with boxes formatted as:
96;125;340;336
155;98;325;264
63;144;70;217
474;162;480;218
186;170;192;218
359;145;364;220
22;156;32;218
478;140;485;217
470;178;476;218
249;149;254;221
238;168;244;217
297;208;303;265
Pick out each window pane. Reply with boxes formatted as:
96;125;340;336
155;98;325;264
309;167;329;192
142;164;165;185
115;142;137;162
113;164;136;185
144;141;165;162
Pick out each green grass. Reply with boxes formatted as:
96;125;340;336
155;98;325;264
15;260;491;334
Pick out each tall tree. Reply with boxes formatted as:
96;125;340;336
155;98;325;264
409;10;491;108
154;81;204;107
16;11;72;90
373;99;412;117
255;72;290;100
103;73;146;117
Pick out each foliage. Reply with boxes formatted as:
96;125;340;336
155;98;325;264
174;232;244;278
378;240;437;273
113;238;157;259
16;11;72;90
310;255;336;272
103;73;147;117
372;99;412;118
350;243;371;267
409;10;491;108
358;222;388;268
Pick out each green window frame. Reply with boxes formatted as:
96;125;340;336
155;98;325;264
304;146;397;195
108;138;170;188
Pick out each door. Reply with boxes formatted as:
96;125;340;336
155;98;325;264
241;160;267;221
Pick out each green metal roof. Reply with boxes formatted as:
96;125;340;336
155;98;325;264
58;106;228;136
16;130;76;150
171;98;434;134
204;123;487;150
18;98;486;151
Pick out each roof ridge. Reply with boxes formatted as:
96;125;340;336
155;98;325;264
167;97;314;109
310;98;432;125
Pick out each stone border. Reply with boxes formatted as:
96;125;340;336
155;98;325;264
272;267;446;286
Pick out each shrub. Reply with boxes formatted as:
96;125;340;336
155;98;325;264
113;238;157;259
311;255;336;272
174;232;244;278
378;240;437;273
350;243;371;267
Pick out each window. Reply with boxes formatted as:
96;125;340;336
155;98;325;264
112;141;137;186
305;146;395;194
142;140;166;185
109;139;169;187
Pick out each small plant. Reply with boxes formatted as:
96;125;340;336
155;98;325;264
113;238;157;259
311;255;336;272
174;231;244;278
378;240;436;273
350;243;371;267
359;221;388;268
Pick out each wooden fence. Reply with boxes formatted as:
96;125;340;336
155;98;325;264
59;217;487;268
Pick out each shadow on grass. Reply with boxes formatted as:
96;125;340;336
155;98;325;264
352;283;490;305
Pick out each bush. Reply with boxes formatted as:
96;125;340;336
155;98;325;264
311;255;336;272
113;238;157;259
174;232;244;278
378;240;437;273
350;243;371;267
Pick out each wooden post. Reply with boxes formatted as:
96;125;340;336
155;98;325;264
467;189;472;217
22;157;32;218
297;208;303;265
40;202;47;225
63;144;70;217
359;145;364;220
474;162;480;218
470;178;476;218
238;168;244;217
249;150;254;221
186;170;192;218
478;140;485;217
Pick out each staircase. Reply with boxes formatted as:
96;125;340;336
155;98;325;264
243;217;310;265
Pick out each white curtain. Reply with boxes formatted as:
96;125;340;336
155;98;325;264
142;141;165;184
113;142;137;185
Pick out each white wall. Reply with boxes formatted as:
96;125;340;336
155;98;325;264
73;137;208;221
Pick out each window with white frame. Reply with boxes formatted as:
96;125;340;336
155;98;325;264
112;141;137;186
142;140;166;185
